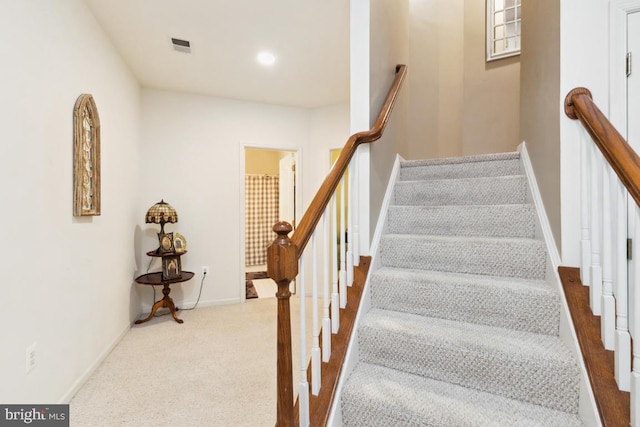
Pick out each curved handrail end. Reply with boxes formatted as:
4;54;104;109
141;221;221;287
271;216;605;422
564;87;593;120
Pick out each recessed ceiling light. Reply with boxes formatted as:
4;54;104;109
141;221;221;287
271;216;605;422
257;51;276;66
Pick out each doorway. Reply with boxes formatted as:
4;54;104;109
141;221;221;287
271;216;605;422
243;147;298;300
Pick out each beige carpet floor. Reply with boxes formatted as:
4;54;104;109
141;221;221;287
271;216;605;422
70;297;311;426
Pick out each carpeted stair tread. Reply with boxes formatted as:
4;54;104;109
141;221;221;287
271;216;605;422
387;204;536;238
358;308;580;413
399;152;522;180
370;267;560;335
394;175;527;206
341;362;583;427
401;151;520;167
380;234;546;280
400;152;521;181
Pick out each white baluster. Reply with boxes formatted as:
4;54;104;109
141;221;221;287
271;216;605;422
339;175;347;308
311;232;321;396
322;210;331;361
298;260;309;427
352;152;360;267
580;135;592;285
590;145;603;315
601;166;615;349
615;180;630;391
331;195;340;333
346;162;354;286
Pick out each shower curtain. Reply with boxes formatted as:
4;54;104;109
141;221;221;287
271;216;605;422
245;174;280;266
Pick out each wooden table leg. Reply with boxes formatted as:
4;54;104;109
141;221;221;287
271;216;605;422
165;295;183;324
134;283;184;324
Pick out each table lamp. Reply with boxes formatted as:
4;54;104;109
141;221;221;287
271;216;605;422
145;200;178;253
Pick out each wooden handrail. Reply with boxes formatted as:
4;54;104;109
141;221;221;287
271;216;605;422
292;64;408;255
268;64;407;427
564;87;640;207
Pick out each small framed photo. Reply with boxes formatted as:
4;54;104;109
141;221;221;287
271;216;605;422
173;233;187;254
162;255;182;280
158;232;174;254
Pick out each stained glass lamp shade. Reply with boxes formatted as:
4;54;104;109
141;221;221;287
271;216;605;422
145;200;178;234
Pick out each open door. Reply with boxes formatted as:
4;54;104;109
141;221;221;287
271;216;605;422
279;152;296;228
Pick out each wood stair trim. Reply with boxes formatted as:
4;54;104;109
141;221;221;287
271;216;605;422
558;266;630;426
293;256;371;427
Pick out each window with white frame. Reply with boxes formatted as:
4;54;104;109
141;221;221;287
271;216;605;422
486;0;521;61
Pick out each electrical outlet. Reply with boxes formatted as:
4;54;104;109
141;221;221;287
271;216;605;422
202;266;209;275
25;343;37;374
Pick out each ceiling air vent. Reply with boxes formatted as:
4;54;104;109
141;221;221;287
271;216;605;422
171;37;191;54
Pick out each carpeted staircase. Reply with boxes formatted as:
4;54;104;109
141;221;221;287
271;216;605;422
340;152;583;426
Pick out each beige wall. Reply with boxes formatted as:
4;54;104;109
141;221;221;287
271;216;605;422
520;0;561;253
406;0;463;159
462;0;521;155
245;149;289;175
369;0;411;242
406;0;520;160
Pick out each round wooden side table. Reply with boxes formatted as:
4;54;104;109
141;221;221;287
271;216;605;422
134;271;194;324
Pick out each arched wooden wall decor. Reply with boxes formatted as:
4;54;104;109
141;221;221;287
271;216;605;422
73;94;101;216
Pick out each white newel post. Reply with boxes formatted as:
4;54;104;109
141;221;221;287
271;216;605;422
615;180;631;391
589;145;603;315
601;166;615;350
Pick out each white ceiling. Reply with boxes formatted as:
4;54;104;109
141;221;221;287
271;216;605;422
84;0;350;108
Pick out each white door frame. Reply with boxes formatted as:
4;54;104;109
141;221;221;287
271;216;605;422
239;143;302;301
610;0;640;321
610;0;640;397
610;0;640;134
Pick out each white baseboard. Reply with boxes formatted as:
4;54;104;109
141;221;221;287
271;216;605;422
59;323;131;403
60;296;240;403
369;154;403;260
518;142;562;269
184;297;241;308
